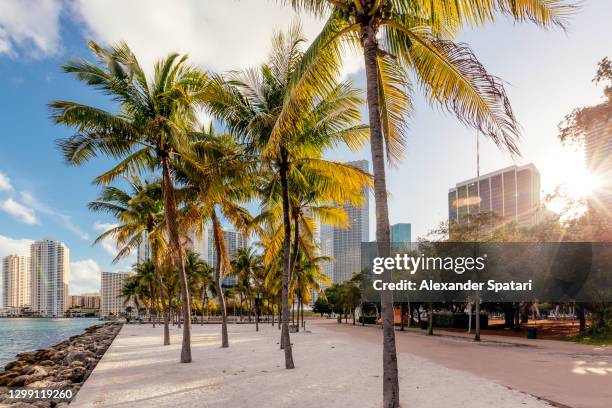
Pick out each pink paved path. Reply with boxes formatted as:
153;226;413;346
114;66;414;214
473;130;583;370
314;319;612;408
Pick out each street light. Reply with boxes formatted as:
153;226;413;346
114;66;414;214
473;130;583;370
255;292;262;332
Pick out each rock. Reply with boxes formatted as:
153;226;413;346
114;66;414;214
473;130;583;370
0;371;20;385
39;359;55;366
69;361;85;369
25;365;48;377
69;366;87;383
4;360;24;371
9;402;39;408
63;350;95;365
25;379;55;388
51;351;66;363
7;375;31;387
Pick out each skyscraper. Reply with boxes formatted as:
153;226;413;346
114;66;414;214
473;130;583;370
100;271;134;317
585;115;612;215
320;160;370;283
391;223;411;243
448;164;541;226
30;240;69;317
136;230;151;263
2;255;31;311
207;228;247;286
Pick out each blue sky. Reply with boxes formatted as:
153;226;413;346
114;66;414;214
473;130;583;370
0;0;610;295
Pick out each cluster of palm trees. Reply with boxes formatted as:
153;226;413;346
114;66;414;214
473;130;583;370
51;1;574;406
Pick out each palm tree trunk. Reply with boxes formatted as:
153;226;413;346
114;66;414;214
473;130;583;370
211;210;229;348
361;24;399;407
161;156;191;363
290;212;300;279
279;149;295;369
152;248;170;345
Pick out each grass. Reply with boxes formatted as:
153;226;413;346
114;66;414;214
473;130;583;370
569;333;612;345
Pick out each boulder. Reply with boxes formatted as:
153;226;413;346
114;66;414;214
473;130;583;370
7;375;32;387
4;360;24;371
25;365;48;377
69;366;87;383
63;350;95;365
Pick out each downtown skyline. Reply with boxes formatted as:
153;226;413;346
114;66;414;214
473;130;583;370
0;0;610;295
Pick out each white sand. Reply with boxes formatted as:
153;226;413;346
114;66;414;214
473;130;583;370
71;322;550;407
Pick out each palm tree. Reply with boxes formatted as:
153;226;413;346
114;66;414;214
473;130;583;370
133;260;159;324
204;24;369;368
88;179;172;345
51;42;208;363
176;128;257;347
184;250;213;322
121;275;142;320
291;252;331;329
230;247;262;324
286;1;575;404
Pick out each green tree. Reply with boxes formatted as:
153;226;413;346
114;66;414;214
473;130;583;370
176;128;257;347
51;42;208;363
287;2;574;404
88;179;172;345
203;24;367;368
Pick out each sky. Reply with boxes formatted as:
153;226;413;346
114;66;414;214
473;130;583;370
0;0;610;295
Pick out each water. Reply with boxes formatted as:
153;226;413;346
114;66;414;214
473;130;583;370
0;318;99;368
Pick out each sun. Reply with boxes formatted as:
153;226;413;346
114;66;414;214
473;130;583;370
541;146;602;215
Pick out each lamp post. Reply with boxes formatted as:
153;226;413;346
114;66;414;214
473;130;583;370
255;292;262;332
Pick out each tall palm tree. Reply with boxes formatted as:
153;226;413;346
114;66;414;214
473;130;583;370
88;179;172;345
286;1;575;404
176;128;258;347
204;24;368;368
51;42;208;363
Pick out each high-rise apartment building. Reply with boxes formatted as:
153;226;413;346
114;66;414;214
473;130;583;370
69;293;101;309
136;230;151;263
448;164;541;226
207;228;247;286
585;116;612;214
2;255;31;310
320;160;370;283
100;271;134;317
30;240;69;317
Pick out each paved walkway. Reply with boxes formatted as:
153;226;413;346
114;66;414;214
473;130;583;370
71;322;552;408
319;319;612;408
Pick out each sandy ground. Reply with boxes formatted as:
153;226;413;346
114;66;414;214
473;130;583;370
71;322;552;408
324;320;612;408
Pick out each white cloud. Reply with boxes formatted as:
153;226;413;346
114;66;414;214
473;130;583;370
70;259;101;294
92;221;137;268
0;0;63;57
20;192;90;240
70;0;362;79
0;234;34;258
92;221;120;258
1;198;39;224
0;172;13;192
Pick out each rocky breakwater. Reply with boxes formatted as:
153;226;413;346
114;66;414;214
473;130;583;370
0;322;122;407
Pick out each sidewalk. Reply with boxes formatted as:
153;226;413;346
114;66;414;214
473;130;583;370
71;322;551;407
320;319;612;408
